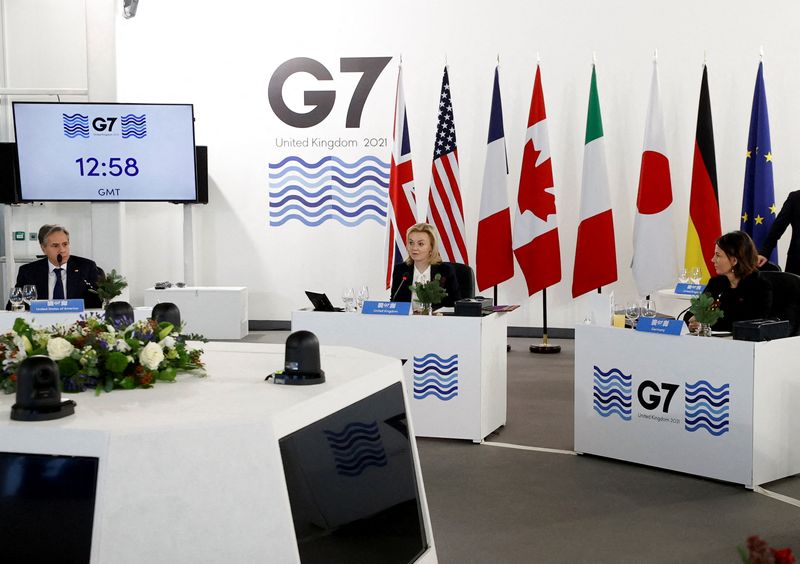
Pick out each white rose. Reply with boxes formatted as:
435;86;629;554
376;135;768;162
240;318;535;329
139;342;165;370
159;336;175;349
47;337;75;361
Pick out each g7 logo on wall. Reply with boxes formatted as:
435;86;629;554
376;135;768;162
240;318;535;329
268;57;392;128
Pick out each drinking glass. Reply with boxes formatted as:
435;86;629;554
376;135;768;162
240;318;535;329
689;267;701;285
22;285;37;305
625;302;641;328
342;287;355;312
641;298;656;318
9;287;24;312
677;268;689;284
357;285;369;310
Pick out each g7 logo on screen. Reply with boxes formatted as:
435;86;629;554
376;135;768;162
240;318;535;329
92;117;117;132
637;380;680;412
268;57;392;128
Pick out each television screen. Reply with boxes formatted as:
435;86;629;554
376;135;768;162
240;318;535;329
12;102;197;202
279;382;428;563
0;451;99;561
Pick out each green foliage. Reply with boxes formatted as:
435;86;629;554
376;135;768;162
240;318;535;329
90;269;128;304
411;273;448;306
689;293;725;325
105;351;130;373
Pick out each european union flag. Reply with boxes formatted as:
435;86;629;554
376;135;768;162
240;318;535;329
740;62;777;263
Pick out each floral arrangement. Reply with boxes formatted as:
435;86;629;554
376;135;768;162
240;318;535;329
739;535;795;563
689;293;725;326
0;316;205;395
90;269;128;307
411;273;448;306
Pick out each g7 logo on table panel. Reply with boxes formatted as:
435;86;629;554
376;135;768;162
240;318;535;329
413;354;458;401
592;365;632;421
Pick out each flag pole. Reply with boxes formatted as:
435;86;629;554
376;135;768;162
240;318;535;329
530;288;561;354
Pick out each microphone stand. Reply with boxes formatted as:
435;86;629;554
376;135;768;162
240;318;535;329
530;287;561;354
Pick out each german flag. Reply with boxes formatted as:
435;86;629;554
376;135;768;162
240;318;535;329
685;65;721;283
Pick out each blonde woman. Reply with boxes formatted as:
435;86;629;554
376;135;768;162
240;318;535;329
390;223;461;307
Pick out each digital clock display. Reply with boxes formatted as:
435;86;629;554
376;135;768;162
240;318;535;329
12;103;197;202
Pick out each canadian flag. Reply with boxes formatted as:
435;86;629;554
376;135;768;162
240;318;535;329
512;65;561;296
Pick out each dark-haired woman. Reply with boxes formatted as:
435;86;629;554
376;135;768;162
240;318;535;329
686;231;772;332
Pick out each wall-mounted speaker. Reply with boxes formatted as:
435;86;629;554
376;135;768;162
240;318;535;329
0;142;20;204
195;145;208;204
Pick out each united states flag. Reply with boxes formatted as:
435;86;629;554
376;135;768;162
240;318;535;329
427;66;468;264
385;66;417;289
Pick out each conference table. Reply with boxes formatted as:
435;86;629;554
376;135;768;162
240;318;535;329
574;324;800;487
292;309;508;442
0;342;438;563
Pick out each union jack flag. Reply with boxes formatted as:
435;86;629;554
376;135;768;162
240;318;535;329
385;65;418;289
427;66;468;264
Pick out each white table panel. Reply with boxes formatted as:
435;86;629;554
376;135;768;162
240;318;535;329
292;310;507;442
143;286;248;340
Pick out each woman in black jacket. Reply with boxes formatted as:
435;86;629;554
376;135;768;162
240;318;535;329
686;231;772;332
390;223;460;309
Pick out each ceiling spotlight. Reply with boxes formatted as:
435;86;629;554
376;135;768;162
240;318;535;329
123;0;139;19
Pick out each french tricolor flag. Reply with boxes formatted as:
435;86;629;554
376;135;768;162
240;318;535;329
475;65;514;291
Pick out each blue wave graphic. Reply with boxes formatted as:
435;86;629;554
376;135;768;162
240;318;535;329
270;154;389;169
592;365;632;421
324;421;386;477
684;380;730;436
414;372;458;384
120;114;146;138
593;403;632;421
269;214;385;227
269;155;390;228
270;192;387;208
413;353;458;401
270;166;389;182
270;204;386;219
415;353;458;364
63;113;89;138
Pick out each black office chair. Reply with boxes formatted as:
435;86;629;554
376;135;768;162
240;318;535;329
152;302;181;328
444;262;475;299
760;271;800;336
758;260;782;272
105;301;134;329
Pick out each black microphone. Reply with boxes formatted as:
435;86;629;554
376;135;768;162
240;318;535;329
56;253;63;266
675;306;692;320
391;276;409;301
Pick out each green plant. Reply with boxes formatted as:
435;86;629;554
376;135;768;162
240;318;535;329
90;269;128;305
411;273;448;306
689;293;724;325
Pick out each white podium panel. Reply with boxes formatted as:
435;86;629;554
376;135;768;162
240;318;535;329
574;325;800;487
0;342;437;564
291;310;507;442
143;286;248;340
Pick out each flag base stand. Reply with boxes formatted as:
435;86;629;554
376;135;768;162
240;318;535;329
529;333;560;354
530;342;561;354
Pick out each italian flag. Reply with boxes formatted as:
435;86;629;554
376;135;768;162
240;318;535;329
572;64;618;298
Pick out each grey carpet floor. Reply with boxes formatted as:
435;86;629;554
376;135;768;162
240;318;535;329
245;332;800;563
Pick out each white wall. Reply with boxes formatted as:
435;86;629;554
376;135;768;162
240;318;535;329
7;0;800;326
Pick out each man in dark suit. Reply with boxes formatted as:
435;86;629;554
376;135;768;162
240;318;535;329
7;224;103;309
758;190;800;275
